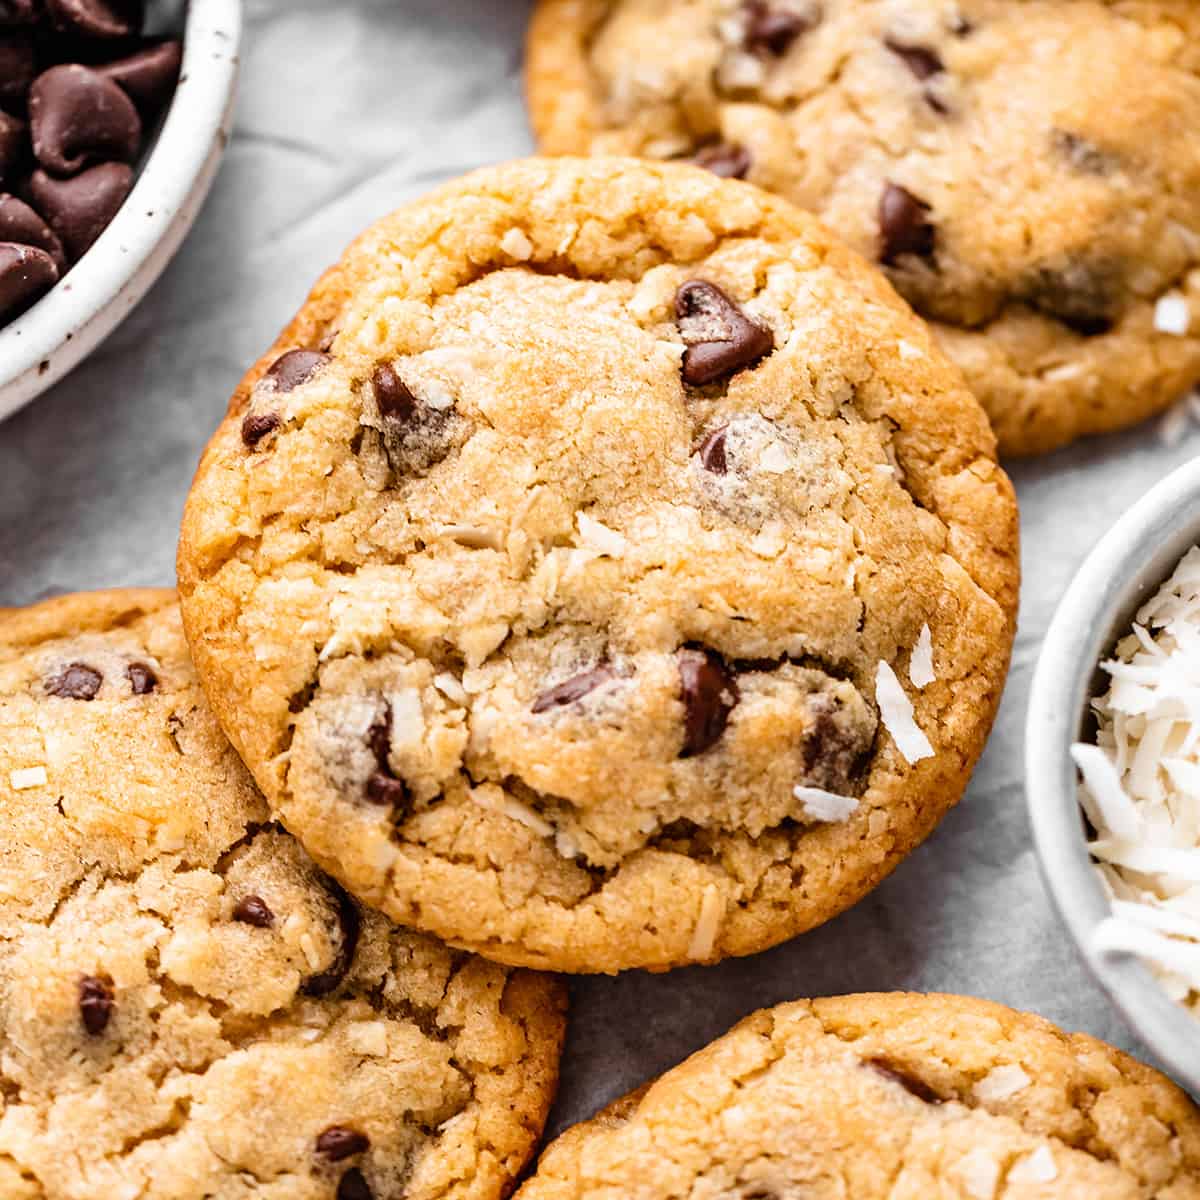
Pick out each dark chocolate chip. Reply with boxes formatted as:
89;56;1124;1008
78;974;113;1035
365;771;410;808
372;362;419;423
884;37;943;80
98;38;181;111
337;1169;374;1200
866;1057;944;1104
125;661;156;694
0;31;35;105
675;280;774;387
232;894;274;928
366;709;392;768
0;193;67;273
241;410;280;449
46;0;143;38
799;693;871;794
29;160;133;261
692;141;751;180
878;183;935;265
532;666;616;713
0;111;26;184
30;64;141;175
697;427;728;474
0;242;56;321
1021;261;1118;336
677;648;739;758
264;348;329;393
316;1126;370;1162
0;1;40;26
743;1;813;55
45;661;102;700
301;878;360;997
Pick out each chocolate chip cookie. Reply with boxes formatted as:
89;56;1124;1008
526;1;1200;456
177;157;1018;974
0;590;566;1200
518;993;1200;1199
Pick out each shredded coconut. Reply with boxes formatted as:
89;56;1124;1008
909;623;935;688
433;672;470;705
441;524;503;551
875;661;934;764
972;1063;1031;1102
688;885;724;961
499;227;533;261
1008;1146;1057;1184
958;1150;1000;1200
1155;293;1191;336
576;512;627;557
794;785;859;823
757;442;792;474
9;765;47;791
554;830;580;860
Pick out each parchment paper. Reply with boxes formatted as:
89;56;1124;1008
2;0;1196;1133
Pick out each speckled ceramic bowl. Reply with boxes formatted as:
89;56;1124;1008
1027;455;1200;1098
0;0;242;423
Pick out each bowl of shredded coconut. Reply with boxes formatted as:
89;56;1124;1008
1028;456;1200;1094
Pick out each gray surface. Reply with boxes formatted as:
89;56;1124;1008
1;0;1197;1134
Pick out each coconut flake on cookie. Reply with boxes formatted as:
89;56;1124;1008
875;661;933;764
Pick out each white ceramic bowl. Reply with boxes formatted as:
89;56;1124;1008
1027;457;1200;1097
0;0;242;422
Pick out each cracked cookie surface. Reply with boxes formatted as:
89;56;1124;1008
526;1;1200;455
0;591;565;1200
517;993;1200;1200
177;157;1018;974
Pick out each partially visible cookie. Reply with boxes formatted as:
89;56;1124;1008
518;993;1200;1199
178;157;1018;974
0;591;566;1200
526;0;1200;455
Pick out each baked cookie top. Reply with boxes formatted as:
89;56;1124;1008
518;993;1200;1199
178;156;1018;974
526;0;1200;455
0;590;565;1200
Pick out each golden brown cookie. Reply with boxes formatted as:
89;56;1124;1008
518;993;1200;1199
526;1;1200;455
178;157;1018;974
0;590;565;1200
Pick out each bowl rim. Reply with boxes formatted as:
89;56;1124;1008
0;0;243;423
1027;454;1200;1097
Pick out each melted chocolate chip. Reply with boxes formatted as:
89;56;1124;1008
337;1169;374;1200
0;112;26;184
365;771;411;808
78;974;113;1035
743;1;813;55
46;0;143;38
675;280;774;386
0;31;35;106
697;427;728;475
29;64;141;175
301;878;360;997
125;661;156;694
317;1126;370;1162
866;1057;944;1104
1022;261;1118;336
693;141;751;180
0;194;67;273
0;242;56;321
372;362;419;423
29;160;133;261
878;183;935;265
678;648;739;758
232;894;274;928
884;37;943;80
45;661;102;700
532;666;616;714
98;39;182;111
241;410;281;449
265;349;329;393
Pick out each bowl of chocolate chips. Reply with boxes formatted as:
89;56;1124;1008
0;0;241;421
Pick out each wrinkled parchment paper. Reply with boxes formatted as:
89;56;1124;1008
2;0;1196;1131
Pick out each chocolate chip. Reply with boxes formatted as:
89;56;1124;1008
45;661;102;700
365;771;410;808
78;974;113;1035
0;1;40;26
675;280;774;387
884;37;943;80
697;427;728;474
301;879;361;997
677;648;739;758
799;692;871;794
98;38;181;111
125;661;156;694
878;183;935;265
232;894;274;928
316;1126;370;1162
1021;261;1118;336
372;362;419;423
30;64;141;175
0;242;56;321
46;0;143;38
0;111;26;184
693;141;751;180
532;666;616;714
264;348;330;393
0;194;67;273
866;1057;944;1104
366;709;392;767
743;1;813;55
0;31;35;105
241;410;280;449
29;160;132;261
337;1169;374;1200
